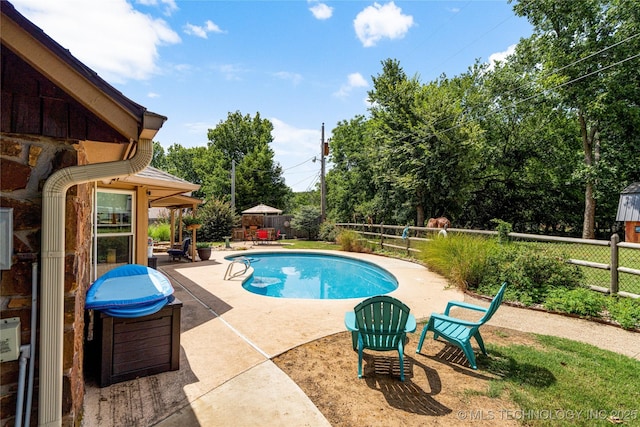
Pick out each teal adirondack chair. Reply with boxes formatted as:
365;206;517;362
416;282;507;369
345;295;417;381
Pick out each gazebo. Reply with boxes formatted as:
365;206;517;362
123;166;203;259
237;204;283;241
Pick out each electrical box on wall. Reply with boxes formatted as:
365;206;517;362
1;317;21;362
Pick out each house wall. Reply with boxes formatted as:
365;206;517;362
1;134;91;426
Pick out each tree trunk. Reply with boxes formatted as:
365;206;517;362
579;111;598;239
582;182;596;239
416;205;425;228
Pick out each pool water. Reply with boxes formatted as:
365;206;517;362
227;252;398;299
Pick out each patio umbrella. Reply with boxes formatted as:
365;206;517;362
241;204;283;215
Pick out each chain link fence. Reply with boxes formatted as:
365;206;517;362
337;223;640;297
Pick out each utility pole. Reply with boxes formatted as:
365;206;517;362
231;159;235;209
320;123;327;222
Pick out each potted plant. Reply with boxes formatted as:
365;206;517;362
196;241;212;261
182;214;202;230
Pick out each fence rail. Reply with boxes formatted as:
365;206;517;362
336;223;640;298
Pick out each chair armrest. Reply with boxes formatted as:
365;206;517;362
344;312;358;332
405;314;417;333
444;300;489;316
430;312;481;327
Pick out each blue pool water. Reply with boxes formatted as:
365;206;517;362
227;252;398;299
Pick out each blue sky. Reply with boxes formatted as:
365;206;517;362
12;0;532;192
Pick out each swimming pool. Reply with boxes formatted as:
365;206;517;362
226;252;398;299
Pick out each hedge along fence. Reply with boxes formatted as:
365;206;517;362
335;223;640;298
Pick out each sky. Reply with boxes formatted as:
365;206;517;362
11;0;532;192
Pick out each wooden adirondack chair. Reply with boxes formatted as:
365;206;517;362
345;295;417;381
416;282;507;369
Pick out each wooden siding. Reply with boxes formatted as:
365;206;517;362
1;46;129;142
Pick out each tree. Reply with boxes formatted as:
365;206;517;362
163;144;208;199
368;59;482;226
198;197;240;242
291;205;321;239
461;56;583;232
206;111;290;212
511;0;640;238
325;116;380;222
150;141;167;170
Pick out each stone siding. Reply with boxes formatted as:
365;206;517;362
1;134;90;426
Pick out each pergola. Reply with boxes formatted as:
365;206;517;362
121;166;203;259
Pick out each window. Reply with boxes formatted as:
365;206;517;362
93;189;135;279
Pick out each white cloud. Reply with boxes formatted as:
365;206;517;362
137;0;178;16
273;71;303;86
309;2;333;20
353;2;414;47
147;92;160;98
488;44;516;70
184;121;216;136
184;20;225;39
271;118;319;155
211;63;246;81
11;0;181;83
333;72;369;98
271;118;323;191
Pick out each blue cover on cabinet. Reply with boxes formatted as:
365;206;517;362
86;264;174;316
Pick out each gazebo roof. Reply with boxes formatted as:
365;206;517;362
242;204;282;215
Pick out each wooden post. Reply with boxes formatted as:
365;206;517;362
610;233;619;294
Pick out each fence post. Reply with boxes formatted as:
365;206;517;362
379;223;384;249
406;228;410;256
610;233;619;295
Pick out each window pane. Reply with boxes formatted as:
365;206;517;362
96;235;133;277
97;192;132;233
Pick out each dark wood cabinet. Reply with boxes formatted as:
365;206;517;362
93;299;181;387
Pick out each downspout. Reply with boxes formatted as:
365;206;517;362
39;137;154;427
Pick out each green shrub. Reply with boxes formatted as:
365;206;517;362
148;223;171;242
198;198;239;242
318;222;339;242
421;235;498;290
479;246;583;306
491;218;512;243
196;241;212;249
606;297;640;330
337;230;366;252
291;205;321;240
543;288;606;317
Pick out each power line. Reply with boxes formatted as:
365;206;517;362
368;37;640;153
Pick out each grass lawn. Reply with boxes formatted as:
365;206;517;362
477;335;640;426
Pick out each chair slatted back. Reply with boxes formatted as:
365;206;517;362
354;296;410;351
478;282;508;324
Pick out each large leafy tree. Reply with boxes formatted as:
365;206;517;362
462;55;583;232
511;0;640;238
163;144;208;199
326;116;381;222
206;111;290;212
368;59;482;226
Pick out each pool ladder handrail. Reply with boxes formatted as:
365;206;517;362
224;257;252;280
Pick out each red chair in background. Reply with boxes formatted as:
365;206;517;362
256;229;269;244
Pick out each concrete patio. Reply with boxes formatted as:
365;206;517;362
82;247;640;426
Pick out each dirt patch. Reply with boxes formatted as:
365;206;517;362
274;326;539;426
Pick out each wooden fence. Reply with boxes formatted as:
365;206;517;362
336;223;640;298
